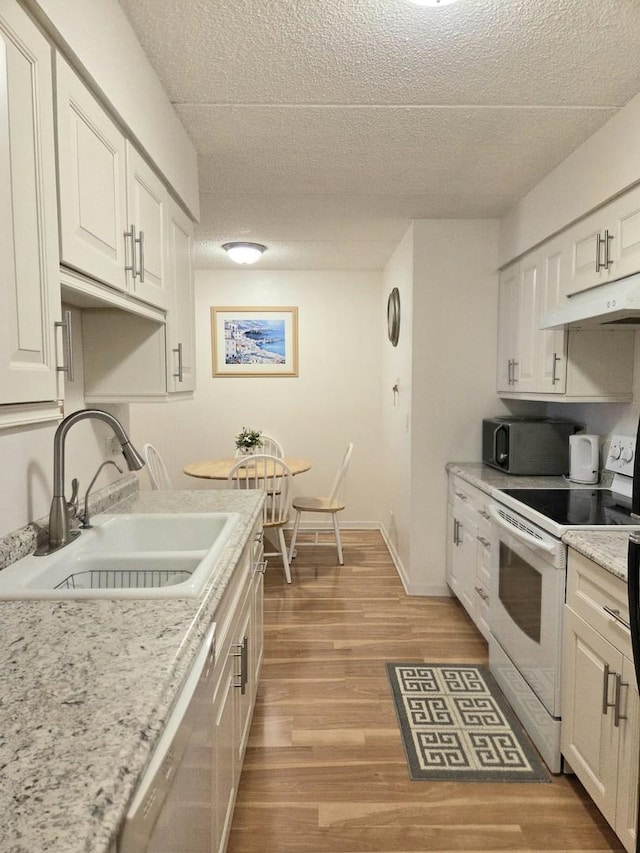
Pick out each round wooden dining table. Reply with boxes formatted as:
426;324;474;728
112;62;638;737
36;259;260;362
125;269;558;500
183;456;312;481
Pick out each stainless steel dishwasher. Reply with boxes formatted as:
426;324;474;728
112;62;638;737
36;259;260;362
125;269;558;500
118;623;216;852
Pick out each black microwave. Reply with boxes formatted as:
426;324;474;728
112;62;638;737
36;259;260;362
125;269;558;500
482;417;579;475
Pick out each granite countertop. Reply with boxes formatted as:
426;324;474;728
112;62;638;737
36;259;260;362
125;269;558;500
0;487;264;853
446;462;631;581
445;461;612;497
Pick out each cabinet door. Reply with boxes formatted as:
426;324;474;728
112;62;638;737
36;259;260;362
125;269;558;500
126;144;169;309
537;244;567;393
165;199;196;392
451;499;477;619
563;185;640;298
561;607;621;826
56;55;128;292
496;264;519;392
615;655;639;853
513;255;539;393
0;4;61;405
212;649;237;853
603;184;640;284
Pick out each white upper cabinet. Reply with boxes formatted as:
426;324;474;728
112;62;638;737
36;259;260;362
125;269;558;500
0;1;62;415
56;55;170;311
563;184;640;298
165;198;195;394
497;248;634;402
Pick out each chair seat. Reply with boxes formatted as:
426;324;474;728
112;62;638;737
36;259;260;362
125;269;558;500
292;496;345;513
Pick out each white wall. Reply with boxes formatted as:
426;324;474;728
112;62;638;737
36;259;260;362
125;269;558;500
130;269;384;524
380;219;521;596
500;92;640;265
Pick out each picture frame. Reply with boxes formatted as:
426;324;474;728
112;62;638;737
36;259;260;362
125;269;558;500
211;306;299;377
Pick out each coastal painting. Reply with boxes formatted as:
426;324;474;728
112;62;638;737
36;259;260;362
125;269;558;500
211;307;299;377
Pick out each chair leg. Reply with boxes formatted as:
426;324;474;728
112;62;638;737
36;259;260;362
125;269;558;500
289;510;301;562
278;527;292;584
332;512;344;565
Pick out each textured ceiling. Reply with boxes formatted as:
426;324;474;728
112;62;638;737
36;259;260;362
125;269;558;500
118;0;640;270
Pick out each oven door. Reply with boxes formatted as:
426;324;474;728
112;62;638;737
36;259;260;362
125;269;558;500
489;503;566;717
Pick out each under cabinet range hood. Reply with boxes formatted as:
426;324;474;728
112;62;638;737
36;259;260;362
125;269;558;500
541;272;640;329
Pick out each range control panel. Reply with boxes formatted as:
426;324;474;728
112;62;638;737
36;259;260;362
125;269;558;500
605;434;636;477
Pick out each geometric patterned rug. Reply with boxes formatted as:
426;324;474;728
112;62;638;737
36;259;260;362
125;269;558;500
386;663;550;782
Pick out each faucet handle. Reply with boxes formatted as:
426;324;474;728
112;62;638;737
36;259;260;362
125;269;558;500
68;478;79;518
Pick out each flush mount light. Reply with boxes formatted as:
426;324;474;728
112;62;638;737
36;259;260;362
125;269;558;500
408;0;459;5
222;242;267;265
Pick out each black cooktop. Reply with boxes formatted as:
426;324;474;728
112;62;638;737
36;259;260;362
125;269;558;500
500;488;634;526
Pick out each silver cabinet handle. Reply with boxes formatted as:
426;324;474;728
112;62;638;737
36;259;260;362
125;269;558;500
474;585;489;602
507;358;513;384
136;229;145;282
478;509;491;520
477;535;491;548
595;232;604;272
551;352;561;385
172;342;183;382
511;359;518;383
603;605;631;631
454;491;468;501
453;518;461;546
124;224;138;277
232;636;249;694
55;309;74;382
602;663;616;716
603;229;614;270
614;673;628;728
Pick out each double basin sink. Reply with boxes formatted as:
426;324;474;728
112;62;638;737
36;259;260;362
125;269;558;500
0;512;240;600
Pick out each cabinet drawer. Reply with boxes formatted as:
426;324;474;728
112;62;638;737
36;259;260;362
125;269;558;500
567;549;631;658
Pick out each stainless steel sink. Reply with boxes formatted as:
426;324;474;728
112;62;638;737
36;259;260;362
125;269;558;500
0;512;241;599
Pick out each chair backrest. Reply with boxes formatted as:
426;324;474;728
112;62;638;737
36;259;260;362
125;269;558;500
260;434;284;458
328;443;354;505
227;454;292;526
143;443;173;490
234;433;284;458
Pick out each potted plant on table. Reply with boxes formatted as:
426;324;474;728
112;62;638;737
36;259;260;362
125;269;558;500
235;427;263;454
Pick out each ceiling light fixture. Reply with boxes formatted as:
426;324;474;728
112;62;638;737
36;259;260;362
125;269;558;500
407;0;459;6
222;242;267;265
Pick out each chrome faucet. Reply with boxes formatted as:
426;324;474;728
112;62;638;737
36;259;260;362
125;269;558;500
37;409;145;555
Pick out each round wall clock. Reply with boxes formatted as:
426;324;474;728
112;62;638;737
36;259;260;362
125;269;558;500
387;287;401;346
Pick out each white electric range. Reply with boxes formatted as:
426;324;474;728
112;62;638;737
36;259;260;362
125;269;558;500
488;434;640;773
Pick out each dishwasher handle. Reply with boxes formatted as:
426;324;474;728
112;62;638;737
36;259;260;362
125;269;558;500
488;504;557;557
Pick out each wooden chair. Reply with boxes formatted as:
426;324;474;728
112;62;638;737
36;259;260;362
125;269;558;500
288;443;354;565
143;443;173;490
227;454;293;583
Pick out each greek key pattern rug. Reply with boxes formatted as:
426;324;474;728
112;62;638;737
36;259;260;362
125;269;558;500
386;663;550;782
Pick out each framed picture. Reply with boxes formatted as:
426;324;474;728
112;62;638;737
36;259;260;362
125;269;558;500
211;306;299;377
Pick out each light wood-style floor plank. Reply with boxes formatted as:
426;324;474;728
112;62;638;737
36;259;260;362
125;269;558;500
229;530;624;852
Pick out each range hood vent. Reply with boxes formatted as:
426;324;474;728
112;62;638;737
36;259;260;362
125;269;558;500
541;272;640;329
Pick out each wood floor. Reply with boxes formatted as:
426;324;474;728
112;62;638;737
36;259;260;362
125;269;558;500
228;530;624;852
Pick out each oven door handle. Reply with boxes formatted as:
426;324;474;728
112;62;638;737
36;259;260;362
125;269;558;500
488;504;557;556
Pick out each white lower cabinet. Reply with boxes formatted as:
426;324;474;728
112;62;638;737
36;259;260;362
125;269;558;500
212;522;264;853
562;550;639;853
446;474;492;640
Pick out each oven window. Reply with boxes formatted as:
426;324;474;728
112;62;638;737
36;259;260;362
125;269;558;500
498;542;542;643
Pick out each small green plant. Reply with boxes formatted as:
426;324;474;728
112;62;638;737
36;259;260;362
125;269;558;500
235;427;263;450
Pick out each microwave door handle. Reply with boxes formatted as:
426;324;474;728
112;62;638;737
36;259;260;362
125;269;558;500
494;425;507;465
488;505;557;556
627;534;640;691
